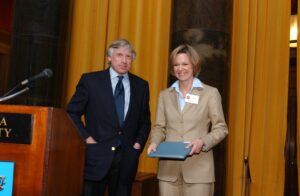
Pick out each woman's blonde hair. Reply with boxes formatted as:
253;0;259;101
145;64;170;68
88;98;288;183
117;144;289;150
169;44;201;77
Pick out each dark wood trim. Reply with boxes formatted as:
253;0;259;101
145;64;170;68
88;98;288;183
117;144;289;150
284;51;299;196
0;29;11;95
0;29;11;53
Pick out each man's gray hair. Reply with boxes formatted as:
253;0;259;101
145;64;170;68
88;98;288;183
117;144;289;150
107;39;136;60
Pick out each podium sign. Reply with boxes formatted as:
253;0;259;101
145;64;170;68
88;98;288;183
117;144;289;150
0;113;32;144
0;161;14;196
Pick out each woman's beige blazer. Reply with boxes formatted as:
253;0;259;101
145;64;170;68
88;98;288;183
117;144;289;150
150;83;228;183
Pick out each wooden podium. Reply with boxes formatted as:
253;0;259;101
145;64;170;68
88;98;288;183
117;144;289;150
0;105;85;195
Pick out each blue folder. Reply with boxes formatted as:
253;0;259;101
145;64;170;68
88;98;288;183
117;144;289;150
148;141;191;160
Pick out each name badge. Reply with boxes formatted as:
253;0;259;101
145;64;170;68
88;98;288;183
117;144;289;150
185;94;199;104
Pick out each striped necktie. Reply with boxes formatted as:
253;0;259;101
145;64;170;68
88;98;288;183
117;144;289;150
114;76;124;126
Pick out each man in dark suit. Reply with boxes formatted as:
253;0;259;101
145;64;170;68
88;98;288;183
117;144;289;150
66;39;151;196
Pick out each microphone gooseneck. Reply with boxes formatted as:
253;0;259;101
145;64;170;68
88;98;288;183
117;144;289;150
0;68;53;99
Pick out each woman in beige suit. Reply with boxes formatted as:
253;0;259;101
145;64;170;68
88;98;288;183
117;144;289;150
147;44;228;196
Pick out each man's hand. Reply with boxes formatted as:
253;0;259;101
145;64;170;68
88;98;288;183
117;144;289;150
86;136;97;144
133;142;141;150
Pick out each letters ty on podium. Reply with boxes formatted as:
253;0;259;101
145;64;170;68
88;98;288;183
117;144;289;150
0;104;85;196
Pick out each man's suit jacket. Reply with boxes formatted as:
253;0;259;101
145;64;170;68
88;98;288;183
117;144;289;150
67;69;151;183
150;83;228;183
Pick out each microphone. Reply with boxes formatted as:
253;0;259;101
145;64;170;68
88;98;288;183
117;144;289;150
21;68;53;86
0;68;53;99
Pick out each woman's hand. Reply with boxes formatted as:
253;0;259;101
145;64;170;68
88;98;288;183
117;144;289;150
147;143;158;154
186;139;205;155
